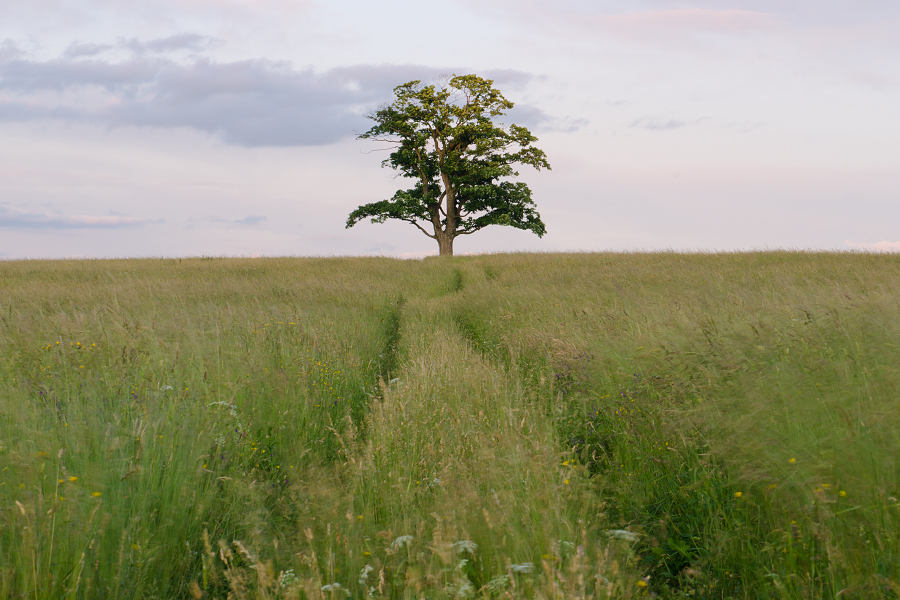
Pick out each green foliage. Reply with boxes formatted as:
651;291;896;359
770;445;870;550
347;75;549;255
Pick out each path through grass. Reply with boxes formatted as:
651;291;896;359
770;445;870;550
0;253;897;599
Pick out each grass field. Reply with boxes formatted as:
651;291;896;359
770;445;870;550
1;252;898;599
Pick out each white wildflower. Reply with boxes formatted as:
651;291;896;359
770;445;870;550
484;575;510;592
279;568;300;588
605;529;639;543
452;540;478;554
391;535;414;550
321;583;351;597
445;580;475;599
358;564;374;585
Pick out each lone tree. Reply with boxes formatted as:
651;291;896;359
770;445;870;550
346;74;550;256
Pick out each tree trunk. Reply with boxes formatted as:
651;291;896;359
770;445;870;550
437;234;454;256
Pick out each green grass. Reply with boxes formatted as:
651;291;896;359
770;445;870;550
0;252;898;599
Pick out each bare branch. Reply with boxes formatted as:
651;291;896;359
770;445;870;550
407;219;437;239
359;147;398;155
456;226;486;236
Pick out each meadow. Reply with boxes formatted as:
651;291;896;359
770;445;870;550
0;252;898;599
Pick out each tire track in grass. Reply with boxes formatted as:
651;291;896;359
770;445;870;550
375;294;405;385
350;298;628;598
450;268;464;293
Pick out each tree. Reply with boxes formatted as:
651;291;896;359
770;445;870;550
346;74;550;256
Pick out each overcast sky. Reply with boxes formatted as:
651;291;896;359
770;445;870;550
1;0;898;258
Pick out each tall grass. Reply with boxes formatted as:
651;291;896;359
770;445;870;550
452;252;900;599
0;253;897;598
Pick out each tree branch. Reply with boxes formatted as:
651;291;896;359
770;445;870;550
455;226;485;236
407;219;437;239
359;147;398;155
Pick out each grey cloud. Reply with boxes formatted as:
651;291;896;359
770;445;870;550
0;39;22;61
0;55;160;91
507;103;552;127
0;206;150;230
0;47;553;146
64;41;114;58
547;116;590;133
482;69;543;90
628;116;708;131
507;104;589;133
235;215;266;226
204;215;267;227
0;56;397;145
631;118;687;131
121;33;220;55
62;34;217;59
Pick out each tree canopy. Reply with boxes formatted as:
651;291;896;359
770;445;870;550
346;74;550;256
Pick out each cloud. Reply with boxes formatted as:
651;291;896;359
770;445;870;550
0;56;410;145
212;215;267;226
234;214;266;225
481;68;542;90
506;104;550;127
187;215;270;229
628;116;708;131
60;35;217;60
0;205;150;230
0;47;547;146
64;41;114;58
121;33;220;55
0;39;22;61
507;104;588;133
61;34;219;60
844;240;900;252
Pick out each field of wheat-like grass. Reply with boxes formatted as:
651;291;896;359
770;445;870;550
0;252;898;599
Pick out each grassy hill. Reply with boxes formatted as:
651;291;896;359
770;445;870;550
1;253;898;599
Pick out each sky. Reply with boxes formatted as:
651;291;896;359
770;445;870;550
1;0;898;258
